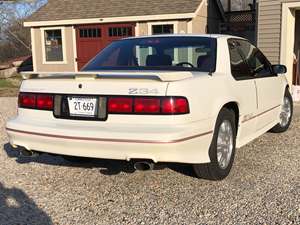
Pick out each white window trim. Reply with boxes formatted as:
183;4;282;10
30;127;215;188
41;26;67;64
147;21;179;35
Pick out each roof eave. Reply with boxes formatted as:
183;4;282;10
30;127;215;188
24;13;196;27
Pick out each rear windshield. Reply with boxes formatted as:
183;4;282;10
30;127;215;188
82;37;217;72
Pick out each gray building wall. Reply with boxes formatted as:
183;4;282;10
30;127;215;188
257;0;300;64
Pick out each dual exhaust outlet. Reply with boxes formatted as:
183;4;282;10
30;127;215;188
18;147;40;158
133;161;155;171
13;145;155;171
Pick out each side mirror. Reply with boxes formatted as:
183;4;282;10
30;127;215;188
272;64;287;74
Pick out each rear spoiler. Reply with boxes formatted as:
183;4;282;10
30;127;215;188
20;71;194;82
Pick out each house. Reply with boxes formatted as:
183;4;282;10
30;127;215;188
257;0;300;86
24;0;222;72
217;0;257;44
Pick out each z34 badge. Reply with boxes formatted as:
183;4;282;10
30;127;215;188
128;88;159;95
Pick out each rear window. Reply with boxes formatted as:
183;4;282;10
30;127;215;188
82;37;217;72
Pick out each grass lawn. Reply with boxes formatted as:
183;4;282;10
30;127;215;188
0;77;21;97
0;79;15;88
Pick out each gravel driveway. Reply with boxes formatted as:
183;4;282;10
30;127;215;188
0;97;299;225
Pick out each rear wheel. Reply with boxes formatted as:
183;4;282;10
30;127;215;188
270;90;293;133
193;108;236;180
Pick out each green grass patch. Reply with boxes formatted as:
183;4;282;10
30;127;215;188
0;79;16;88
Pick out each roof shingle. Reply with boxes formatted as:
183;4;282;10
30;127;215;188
27;0;202;22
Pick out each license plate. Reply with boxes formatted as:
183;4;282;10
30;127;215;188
68;97;98;117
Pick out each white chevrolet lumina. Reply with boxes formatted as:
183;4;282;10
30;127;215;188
6;35;293;180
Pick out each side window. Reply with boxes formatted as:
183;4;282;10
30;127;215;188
237;40;273;77
228;40;252;80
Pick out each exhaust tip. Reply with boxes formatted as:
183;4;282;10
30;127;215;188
134;161;154;171
19;148;40;158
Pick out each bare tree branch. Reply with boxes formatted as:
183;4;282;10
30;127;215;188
6;28;31;50
0;0;47;62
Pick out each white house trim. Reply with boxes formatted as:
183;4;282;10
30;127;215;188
280;2;300;85
135;23;140;36
40;26;67;65
24;13;195;27
30;28;37;72
194;0;206;16
72;26;78;72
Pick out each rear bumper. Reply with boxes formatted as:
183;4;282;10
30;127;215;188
6;115;214;164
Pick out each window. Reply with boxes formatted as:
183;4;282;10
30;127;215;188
237;40;273;77
82;37;217;72
109;27;132;37
79;28;101;38
228;40;252;79
152;24;174;35
44;29;63;62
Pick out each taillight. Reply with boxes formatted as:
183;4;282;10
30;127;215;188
19;93;53;110
134;98;160;114
108;97;133;113
162;97;189;114
36;95;54;110
18;93;189;115
19;93;36;108
108;96;189;115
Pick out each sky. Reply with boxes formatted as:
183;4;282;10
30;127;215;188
0;0;47;19
0;0;47;42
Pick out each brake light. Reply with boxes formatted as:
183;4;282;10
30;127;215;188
19;93;36;108
162;97;189;114
18;93;189;115
108;97;133;113
36;95;54;110
19;93;53;110
108;96;189;115
134;98;160;113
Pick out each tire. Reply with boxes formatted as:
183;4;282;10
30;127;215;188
270;89;293;133
62;155;92;164
193;108;236;180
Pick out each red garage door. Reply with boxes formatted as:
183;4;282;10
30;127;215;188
76;23;135;70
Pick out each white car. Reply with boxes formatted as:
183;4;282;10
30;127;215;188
6;35;293;180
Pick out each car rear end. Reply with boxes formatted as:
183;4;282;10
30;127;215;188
6;36;217;164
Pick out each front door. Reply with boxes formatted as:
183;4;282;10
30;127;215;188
227;39;258;143
236;39;282;131
76;23;135;70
